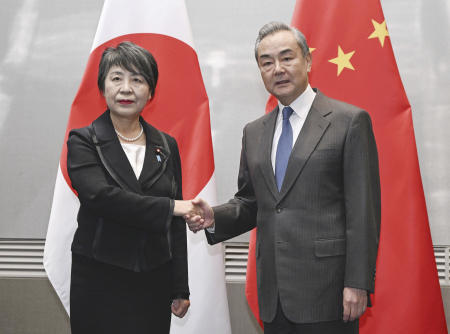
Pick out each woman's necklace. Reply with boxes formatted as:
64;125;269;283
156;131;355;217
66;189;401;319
115;124;144;142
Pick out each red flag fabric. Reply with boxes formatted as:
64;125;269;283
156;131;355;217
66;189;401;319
245;228;263;328
246;1;448;332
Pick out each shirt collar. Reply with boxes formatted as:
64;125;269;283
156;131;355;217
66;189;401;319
278;84;316;119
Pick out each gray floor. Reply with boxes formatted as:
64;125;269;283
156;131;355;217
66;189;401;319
1;278;449;334
0;278;70;334
0;278;264;334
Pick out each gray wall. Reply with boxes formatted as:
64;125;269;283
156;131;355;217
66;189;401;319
0;0;449;333
0;0;101;237
0;0;449;244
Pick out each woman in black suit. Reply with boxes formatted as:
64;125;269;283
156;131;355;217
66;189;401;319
68;41;194;333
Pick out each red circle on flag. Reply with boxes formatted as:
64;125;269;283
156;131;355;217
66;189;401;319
61;33;214;199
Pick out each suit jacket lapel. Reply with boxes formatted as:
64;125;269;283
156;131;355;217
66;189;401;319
259;107;279;201
278;92;331;203
138;119;169;187
92;111;143;194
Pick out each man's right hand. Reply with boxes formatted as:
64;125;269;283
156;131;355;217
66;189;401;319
184;198;214;233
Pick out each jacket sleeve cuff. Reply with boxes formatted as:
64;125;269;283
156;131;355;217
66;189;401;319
171;292;190;300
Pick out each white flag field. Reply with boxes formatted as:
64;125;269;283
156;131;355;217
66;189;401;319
43;0;231;333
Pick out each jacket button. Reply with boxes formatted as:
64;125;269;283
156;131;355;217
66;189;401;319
276;207;282;213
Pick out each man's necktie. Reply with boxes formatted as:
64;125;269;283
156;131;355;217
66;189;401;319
275;106;294;191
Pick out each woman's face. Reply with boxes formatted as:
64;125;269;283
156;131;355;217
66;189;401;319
103;65;152;119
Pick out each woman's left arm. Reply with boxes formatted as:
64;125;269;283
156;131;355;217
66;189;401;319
169;138;190;307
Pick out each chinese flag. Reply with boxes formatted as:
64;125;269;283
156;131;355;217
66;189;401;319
246;0;448;333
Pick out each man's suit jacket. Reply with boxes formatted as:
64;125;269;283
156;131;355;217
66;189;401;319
67;110;189;299
206;90;380;323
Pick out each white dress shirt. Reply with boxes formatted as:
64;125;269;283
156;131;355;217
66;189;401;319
208;86;316;232
271;85;316;173
120;143;146;179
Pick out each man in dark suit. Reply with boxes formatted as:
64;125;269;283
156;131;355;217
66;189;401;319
186;22;380;333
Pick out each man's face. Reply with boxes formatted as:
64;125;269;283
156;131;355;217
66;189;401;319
257;30;311;106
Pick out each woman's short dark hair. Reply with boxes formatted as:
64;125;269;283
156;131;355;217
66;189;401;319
97;41;158;96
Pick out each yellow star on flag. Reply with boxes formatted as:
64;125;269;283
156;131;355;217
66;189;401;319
309;47;316;53
368;19;389;47
328;46;355;76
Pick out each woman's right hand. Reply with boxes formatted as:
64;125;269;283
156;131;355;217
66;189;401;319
173;200;203;219
183;198;215;232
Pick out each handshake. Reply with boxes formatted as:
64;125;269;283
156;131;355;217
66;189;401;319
174;198;215;233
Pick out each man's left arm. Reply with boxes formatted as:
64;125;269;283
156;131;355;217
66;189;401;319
342;109;381;321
